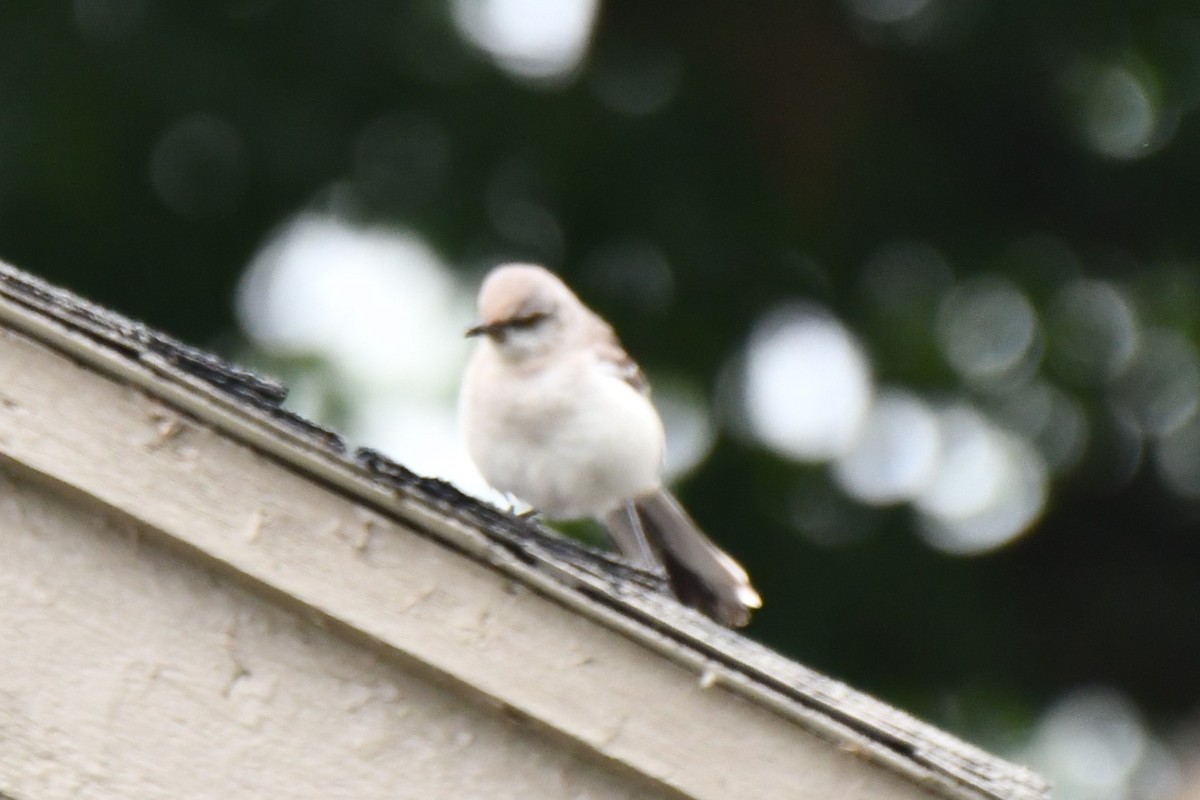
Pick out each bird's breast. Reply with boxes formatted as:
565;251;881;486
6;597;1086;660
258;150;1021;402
462;355;664;518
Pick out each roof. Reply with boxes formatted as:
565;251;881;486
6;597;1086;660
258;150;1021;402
0;260;1049;800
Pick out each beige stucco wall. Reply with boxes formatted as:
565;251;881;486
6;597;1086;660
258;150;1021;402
0;464;668;799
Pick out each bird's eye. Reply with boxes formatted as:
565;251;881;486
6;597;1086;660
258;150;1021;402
508;312;548;330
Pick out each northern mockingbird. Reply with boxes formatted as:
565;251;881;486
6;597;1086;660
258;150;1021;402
459;263;761;627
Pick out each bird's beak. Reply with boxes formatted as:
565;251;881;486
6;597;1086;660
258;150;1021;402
465;322;492;338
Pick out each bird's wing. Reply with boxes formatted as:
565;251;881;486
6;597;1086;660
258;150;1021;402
592;323;650;395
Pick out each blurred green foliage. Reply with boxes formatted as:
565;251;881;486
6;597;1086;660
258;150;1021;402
4;0;1200;767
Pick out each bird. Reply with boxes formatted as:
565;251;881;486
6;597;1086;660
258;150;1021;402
458;263;761;627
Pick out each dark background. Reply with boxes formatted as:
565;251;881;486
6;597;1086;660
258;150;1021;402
3;2;1199;794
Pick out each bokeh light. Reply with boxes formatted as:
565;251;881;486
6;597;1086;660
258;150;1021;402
833;389;940;505
451;0;599;83
236;214;471;391
1157;413;1200;500
1023;687;1181;800
736;285;1052;556
861;240;955;316
485;157;565;264
353;392;490;500
579;237;674;317
740;303;873;462
991;380;1089;474
589;44;682;116
1112;327;1200;438
149;113;247;221
1068;59;1171;160
653;378;717;482
1050;278;1141;385
936;276;1040;384
914;405;1047;555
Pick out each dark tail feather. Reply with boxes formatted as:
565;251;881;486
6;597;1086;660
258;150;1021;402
605;490;761;627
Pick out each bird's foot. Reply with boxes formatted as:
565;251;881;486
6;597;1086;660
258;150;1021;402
503;493;539;521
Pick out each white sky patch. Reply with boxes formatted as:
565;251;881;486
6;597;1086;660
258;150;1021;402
236;215;473;394
741;304;873;462
451;0;599;83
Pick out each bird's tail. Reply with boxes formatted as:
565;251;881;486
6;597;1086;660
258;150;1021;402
605;490;762;627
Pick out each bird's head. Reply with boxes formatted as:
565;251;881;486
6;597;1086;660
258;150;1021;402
466;263;576;361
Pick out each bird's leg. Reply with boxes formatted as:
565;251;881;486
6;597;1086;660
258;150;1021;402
503;492;539;520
